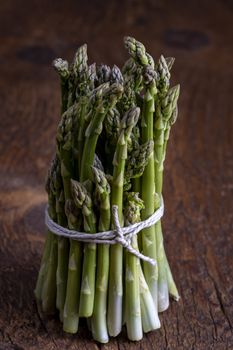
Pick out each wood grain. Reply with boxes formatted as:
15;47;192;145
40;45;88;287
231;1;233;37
0;0;232;349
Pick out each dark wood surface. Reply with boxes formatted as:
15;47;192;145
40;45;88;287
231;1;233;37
0;1;232;349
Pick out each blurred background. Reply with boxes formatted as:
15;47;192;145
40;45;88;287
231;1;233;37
0;0;232;186
0;0;233;181
0;1;232;349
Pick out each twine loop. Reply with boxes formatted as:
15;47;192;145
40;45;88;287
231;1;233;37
45;197;164;266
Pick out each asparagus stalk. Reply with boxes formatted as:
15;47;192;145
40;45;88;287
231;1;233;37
121;58;143;112
140;67;158;307
107;107;140;336
56;105;78;319
154;57;176;194
126;139;158;329
35;163;56;302
140;116;158;304
80;82;123;182
66;44;88;108
124;140;154;191
41;232;58;314
154;84;180;306
124;192;143;340
40;158;58;314
71;180;97;317
52;59;74;320
104;107;121;147
110;65;124;85
53;58;70;114
124;37;159;307
104;107;121;172
62;46;92;330
91;167;111;343
34;230;52;301
156;55;171;98
96;64;111;85
124;192;161;336
53;159;70;319
153;83;168;312
63;199;82;333
54;161;67;227
37;54;71;313
71;44;89;175
162;104;180;301
139;264;161;332
73;44;88;97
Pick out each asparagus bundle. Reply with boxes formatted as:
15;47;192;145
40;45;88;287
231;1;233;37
35;36;180;343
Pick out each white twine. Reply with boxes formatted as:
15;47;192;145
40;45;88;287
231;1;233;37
45;197;164;266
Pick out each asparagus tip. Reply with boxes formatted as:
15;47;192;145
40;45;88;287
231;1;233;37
52;58;69;79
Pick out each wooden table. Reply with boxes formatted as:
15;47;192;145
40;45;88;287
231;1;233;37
0;1;232;349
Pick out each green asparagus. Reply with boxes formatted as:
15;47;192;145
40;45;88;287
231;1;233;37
107;107;140;336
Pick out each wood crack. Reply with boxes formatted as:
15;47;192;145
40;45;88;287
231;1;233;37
6;333;25;350
204;262;233;333
208;303;218;340
34;302;58;349
163;319;169;349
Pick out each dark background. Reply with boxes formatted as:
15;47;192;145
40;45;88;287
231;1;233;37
0;1;232;349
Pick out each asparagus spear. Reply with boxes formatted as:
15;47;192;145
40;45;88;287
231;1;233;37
66;44;88;108
104;107;121;147
110;65;124;85
124;36;151;66
124;192;161;336
154;84;180;307
139;264;161;333
104;107;121;172
155;55;171;97
40;158;58;314
124;140;154;191
76;62;96;175
80;82;123;182
39;57;71;315
56;105;78;319
121;58;142;112
52;159;70;319
102;66;123;170
107;107;140;336
139;65;159;309
162;104;179;301
91;167;111;343
53;58;70;114
123;38;160;307
34;230;52;302
71;44;89;175
153;68;168;312
54;161;67;226
71;180;97;317
35;161;56;303
63;199;82;333
154;85;180;195
96;64;111;85
123;192;143;340
52;56;77;319
73;44;88;98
